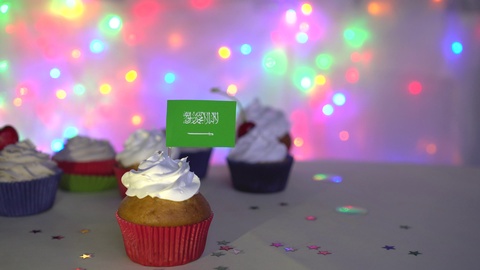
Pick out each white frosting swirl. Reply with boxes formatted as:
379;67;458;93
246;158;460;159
121;151;200;201
244;98;290;139
228;128;287;163
116;129;173;167
0;140;58;182
53;135;115;162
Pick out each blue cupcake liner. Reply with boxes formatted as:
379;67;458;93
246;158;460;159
227;155;294;193
179;148;213;179
0;169;62;217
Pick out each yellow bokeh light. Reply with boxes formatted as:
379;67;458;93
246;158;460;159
226;84;237;96
315;74;327;85
218;46;231;59
125;70;138;82
301;3;313;15
131;114;142;126
339;130;349;141
50;0;85;20
99;83;112;95
294;137;304;147
13;97;22;107
426;143;437;154
56;89;67;99
71;49;81;59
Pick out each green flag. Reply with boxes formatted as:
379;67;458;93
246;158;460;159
166;100;237;147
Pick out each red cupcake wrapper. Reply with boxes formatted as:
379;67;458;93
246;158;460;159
53;159;115;175
113;165;129;198
116;212;213;267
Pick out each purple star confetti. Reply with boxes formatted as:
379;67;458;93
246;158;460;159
52;235;64;240
211;252;225;257
249;206;259;210
382;245;395;250
305;215;317;221
271;242;284;248
279;202;288;206
318;250;332;255
307;245;321;250
400;225;411;230
217;240;230;245
30;229;42;234
284;247;297;252
219;246;233;251
408;251;422;256
213;266;229;270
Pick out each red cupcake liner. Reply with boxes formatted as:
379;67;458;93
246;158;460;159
113;165;129;198
116;212;213;267
53;158;115;175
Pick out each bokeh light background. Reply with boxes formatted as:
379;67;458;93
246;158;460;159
1;0;480;165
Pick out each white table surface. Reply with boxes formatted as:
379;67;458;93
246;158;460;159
1;159;479;270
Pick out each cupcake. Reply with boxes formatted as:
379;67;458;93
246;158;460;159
227;98;294;193
52;135;116;192
116;151;213;267
114;129;171;198
0;139;62;217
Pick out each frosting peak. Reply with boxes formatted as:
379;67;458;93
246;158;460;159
53;135;115;162
121;151;200;201
0;139;58;182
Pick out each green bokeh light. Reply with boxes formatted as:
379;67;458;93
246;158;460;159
343;27;369;48
292;66;316;92
99;14;123;35
315;54;333;70
262;49;288;75
0;60;8;72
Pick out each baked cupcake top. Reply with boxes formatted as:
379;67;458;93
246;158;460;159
116;129;171;168
53;135;115;162
121;151;200;201
227;128;287;163
0;139;58;182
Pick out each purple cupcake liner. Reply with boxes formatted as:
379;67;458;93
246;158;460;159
0;169;62;217
227;155;294;193
179;148;212;179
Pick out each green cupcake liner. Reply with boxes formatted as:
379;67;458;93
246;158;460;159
59;173;117;192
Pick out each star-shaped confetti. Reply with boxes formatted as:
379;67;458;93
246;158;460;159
408;251;422;256
284;247;297;252
307;245;321;250
217;240;230;245
271;242;284;247
211;252;225;257
382;245;395;250
30;229;42;234
213;266;228;270
305;215;317;221
52;235;64;240
219;245;233;251
400;225;411;230
80;253;94;259
231;249;244;255
80;229;91;234
249;206;259;210
318;250;332;255
279;202;288;206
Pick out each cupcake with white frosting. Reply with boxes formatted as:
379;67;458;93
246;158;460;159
227;99;294;193
52;135;116;192
116;151;213;267
114;129;172;197
0;140;62;216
